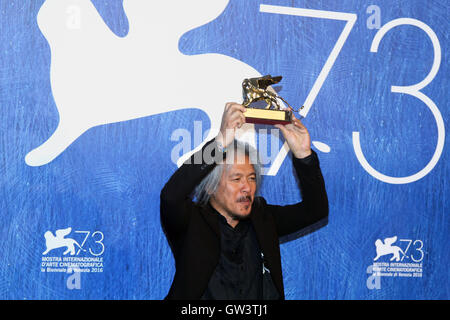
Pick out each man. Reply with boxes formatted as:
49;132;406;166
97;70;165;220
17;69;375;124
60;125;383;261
160;102;328;300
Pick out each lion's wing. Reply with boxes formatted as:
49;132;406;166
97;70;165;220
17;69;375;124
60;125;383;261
384;236;397;245
55;227;72;238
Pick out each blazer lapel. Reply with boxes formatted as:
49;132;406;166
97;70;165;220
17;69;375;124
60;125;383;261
200;203;221;238
250;203;285;298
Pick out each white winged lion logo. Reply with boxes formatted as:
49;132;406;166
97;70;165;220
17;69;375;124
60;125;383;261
42;227;84;256
373;236;405;262
27;0;262;167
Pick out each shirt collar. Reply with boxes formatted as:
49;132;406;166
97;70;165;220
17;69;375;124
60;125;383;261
207;202;251;232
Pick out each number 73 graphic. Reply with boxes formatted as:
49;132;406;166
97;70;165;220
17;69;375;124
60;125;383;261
260;5;444;184
74;231;105;256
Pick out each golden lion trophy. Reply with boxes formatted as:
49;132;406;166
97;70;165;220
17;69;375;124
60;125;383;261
242;75;297;125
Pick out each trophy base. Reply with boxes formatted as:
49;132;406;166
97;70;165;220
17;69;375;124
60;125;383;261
244;108;292;125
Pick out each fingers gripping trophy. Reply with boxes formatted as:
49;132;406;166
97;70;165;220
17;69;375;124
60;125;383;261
216;75;311;159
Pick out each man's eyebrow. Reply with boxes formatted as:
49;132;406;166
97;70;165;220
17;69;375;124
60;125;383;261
229;171;256;177
229;172;243;178
229;172;256;178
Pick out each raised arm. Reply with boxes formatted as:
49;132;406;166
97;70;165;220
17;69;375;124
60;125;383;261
270;115;328;237
160;102;247;237
160;138;219;236
266;151;328;238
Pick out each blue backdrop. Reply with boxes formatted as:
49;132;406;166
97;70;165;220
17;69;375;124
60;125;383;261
0;0;448;299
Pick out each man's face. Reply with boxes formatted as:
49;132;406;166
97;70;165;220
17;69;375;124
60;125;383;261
210;156;257;223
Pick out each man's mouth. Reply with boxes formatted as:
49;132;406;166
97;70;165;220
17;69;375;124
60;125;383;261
237;196;252;204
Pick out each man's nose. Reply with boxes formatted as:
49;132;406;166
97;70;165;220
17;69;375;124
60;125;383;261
241;180;251;193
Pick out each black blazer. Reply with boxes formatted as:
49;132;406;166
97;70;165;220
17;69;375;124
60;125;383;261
160;139;328;300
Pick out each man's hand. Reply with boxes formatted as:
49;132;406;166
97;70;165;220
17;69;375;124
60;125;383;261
275;114;312;159
215;102;246;149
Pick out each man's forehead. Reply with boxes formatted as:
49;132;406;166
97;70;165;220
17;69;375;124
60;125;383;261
225;162;256;176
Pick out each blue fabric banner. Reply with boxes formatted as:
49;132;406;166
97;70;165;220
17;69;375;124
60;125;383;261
0;0;448;299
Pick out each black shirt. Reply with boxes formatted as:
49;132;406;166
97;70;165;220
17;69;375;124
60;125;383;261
201;204;280;300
